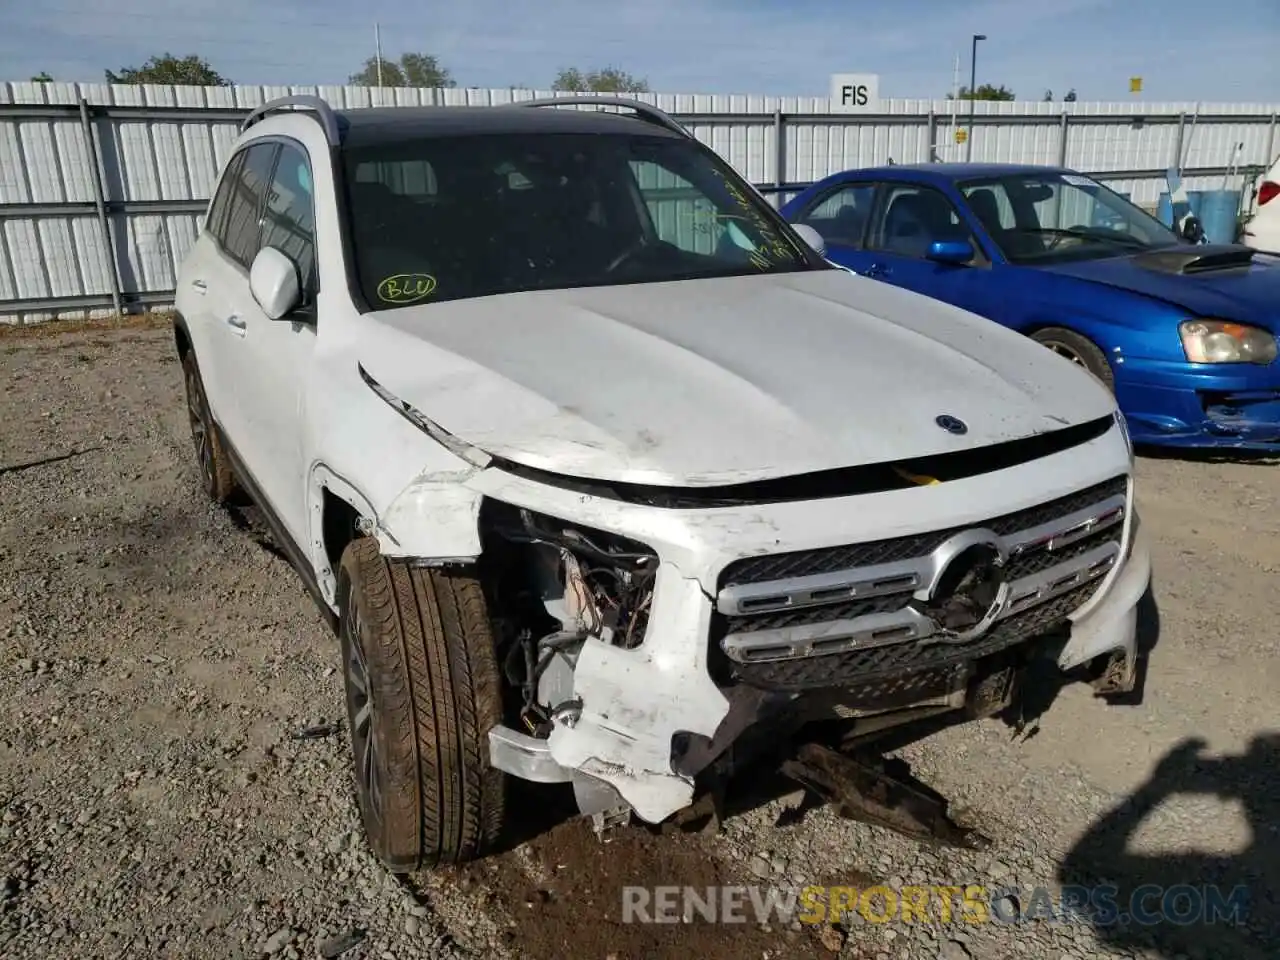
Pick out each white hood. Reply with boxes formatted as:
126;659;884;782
358;270;1116;486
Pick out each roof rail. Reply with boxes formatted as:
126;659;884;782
242;95;342;146
511;96;691;139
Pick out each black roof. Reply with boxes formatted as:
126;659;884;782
336;105;681;147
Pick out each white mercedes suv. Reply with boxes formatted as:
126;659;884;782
174;94;1152;872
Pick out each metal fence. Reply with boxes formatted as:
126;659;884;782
1;80;1277;323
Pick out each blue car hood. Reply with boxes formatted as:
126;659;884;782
1035;247;1280;330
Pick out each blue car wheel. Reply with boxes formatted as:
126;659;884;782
1030;327;1116;392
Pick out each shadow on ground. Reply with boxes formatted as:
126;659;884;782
1059;735;1280;960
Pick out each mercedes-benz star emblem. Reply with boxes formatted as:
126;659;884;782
911;534;1010;642
936;414;968;435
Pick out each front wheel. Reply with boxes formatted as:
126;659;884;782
337;537;507;871
1030;327;1115;391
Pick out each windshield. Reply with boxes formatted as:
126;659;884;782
958;172;1182;265
341;132;817;309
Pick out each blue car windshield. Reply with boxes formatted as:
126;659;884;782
958;173;1182;265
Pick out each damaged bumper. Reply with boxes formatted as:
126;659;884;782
473;428;1147;825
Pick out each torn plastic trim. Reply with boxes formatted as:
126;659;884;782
358;362;492;469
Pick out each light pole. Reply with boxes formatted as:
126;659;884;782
966;33;986;162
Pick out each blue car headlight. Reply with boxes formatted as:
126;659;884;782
1179;319;1277;364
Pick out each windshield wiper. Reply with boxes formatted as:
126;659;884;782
1021;227;1149;249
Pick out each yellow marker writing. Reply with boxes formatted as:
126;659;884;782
377;273;437;305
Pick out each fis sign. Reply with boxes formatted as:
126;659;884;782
831;73;880;112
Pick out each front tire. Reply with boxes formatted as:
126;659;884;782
337;537;506;872
1030;327;1115;391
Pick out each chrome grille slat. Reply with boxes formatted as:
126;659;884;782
713;475;1130;691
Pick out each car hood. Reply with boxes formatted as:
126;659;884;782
357;270;1116;486
1035;249;1280;329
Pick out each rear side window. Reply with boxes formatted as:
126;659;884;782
260;143;318;295
205;151;244;242
220;143;279;267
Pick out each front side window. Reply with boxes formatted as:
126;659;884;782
868;184;977;259
959;173;1181;264
794;183;876;248
260;143;318;295
341;132;820;310
220;142;279;268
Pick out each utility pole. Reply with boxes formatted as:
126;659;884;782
950;52;960;161
375;22;384;88
966;34;986;162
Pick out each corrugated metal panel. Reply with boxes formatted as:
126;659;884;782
0;80;1276;322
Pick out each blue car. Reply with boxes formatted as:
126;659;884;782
780;163;1280;452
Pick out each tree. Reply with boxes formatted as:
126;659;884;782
31;71;54;83
1063;88;1078;102
552;67;649;93
956;83;1016;101
349;52;455;88
105;53;230;86
1043;89;1054;101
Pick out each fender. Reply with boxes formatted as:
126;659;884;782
307;460;486;605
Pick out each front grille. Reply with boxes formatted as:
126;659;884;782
721;581;1094;692
719;476;1127;587
711;474;1129;693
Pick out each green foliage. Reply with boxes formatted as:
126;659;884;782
349;53;456;88
105;54;230;86
552;67;650;93
956;83;1016;101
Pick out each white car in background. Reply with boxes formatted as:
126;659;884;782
1242;155;1280;254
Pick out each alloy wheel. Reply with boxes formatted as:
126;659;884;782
184;362;215;489
344;602;384;827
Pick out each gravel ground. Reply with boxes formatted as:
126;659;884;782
1;323;1277;960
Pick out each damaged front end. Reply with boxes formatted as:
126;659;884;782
479;501;666;818
472;460;1148;838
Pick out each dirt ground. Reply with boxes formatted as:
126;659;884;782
1;325;1277;960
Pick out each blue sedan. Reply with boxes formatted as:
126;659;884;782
780;163;1280;452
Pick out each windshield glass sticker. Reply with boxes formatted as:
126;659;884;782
377;273;437;305
1061;174;1097;188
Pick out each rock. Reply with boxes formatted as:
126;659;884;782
260;927;293;954
404;915;420;937
940;938;973;960
16;659;34;674
749;856;772;879
818;924;845;952
318;930;365;958
987;859;1011;880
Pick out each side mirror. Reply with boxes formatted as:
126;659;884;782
791;223;827;258
926;240;975;265
1179;215;1205;245
249;246;301;320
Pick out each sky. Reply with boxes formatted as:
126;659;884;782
4;0;1278;103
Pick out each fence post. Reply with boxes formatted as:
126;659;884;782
773;107;785;209
1265;113;1277;172
78;97;123;318
926;109;936;162
1057;110;1070;167
1171;112;1186;172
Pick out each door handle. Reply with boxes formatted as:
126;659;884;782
865;263;888;279
190;279;207;295
224;313;247;336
